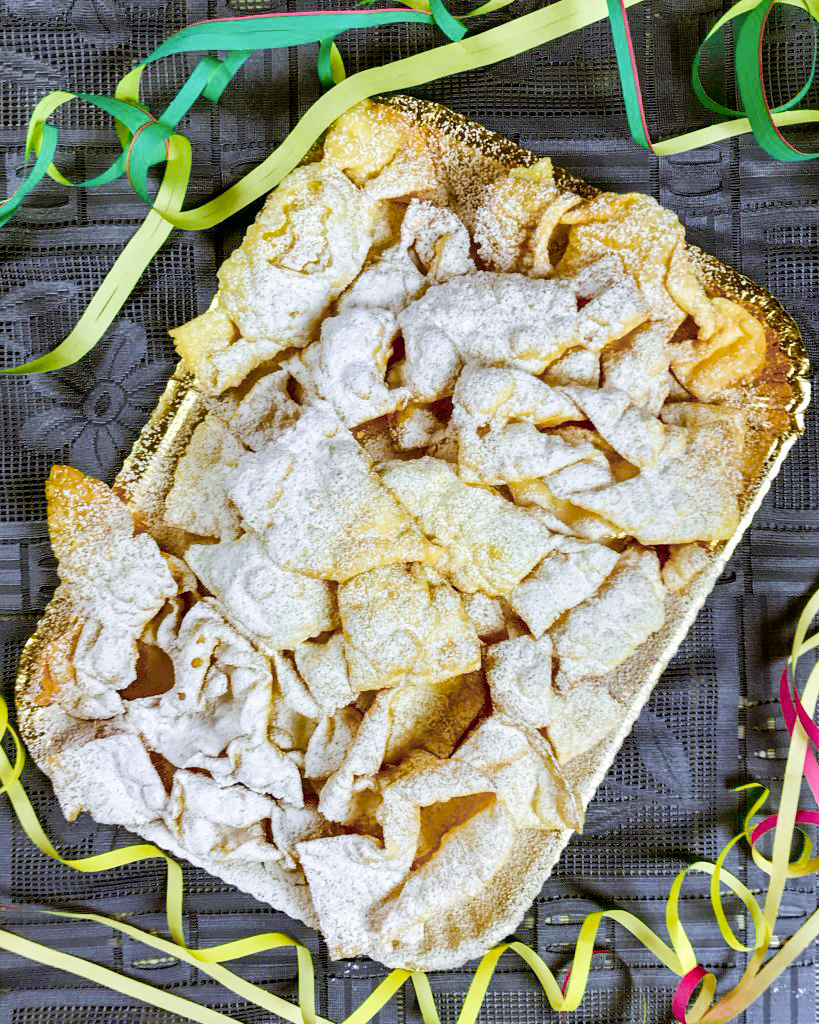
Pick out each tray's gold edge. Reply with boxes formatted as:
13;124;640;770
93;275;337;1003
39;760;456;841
113;366;201;500
13;95;813;973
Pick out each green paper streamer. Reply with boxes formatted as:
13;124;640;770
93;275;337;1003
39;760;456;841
1;0;818;376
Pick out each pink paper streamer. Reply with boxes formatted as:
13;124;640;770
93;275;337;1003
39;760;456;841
673;965;710;1023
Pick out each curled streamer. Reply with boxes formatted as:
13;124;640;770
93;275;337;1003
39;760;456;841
1;0;819;373
2;582;819;1022
1;4;819;1020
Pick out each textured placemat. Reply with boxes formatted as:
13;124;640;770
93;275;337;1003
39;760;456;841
1;1;818;1021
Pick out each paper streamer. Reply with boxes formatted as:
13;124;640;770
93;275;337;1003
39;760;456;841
1;0;819;373
2;5;819;1014
607;0;819;159
2;583;819;1023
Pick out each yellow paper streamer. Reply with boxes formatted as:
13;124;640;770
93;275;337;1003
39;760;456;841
2;135;192;376
1;6;819;1015
6;0;646;375
5;0;819;375
2;583;819;1023
16;0;816;376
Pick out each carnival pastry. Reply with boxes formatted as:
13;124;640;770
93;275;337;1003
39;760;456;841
20;98;804;973
227;402;440;580
164;415;246;539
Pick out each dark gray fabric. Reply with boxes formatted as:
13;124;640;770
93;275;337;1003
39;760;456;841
1;1;817;1020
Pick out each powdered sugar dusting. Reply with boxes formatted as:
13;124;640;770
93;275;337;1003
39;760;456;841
24;97;784;974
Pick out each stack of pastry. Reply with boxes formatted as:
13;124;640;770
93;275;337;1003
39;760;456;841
28;99;785;969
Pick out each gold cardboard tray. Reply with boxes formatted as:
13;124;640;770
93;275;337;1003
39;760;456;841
15;96;811;970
